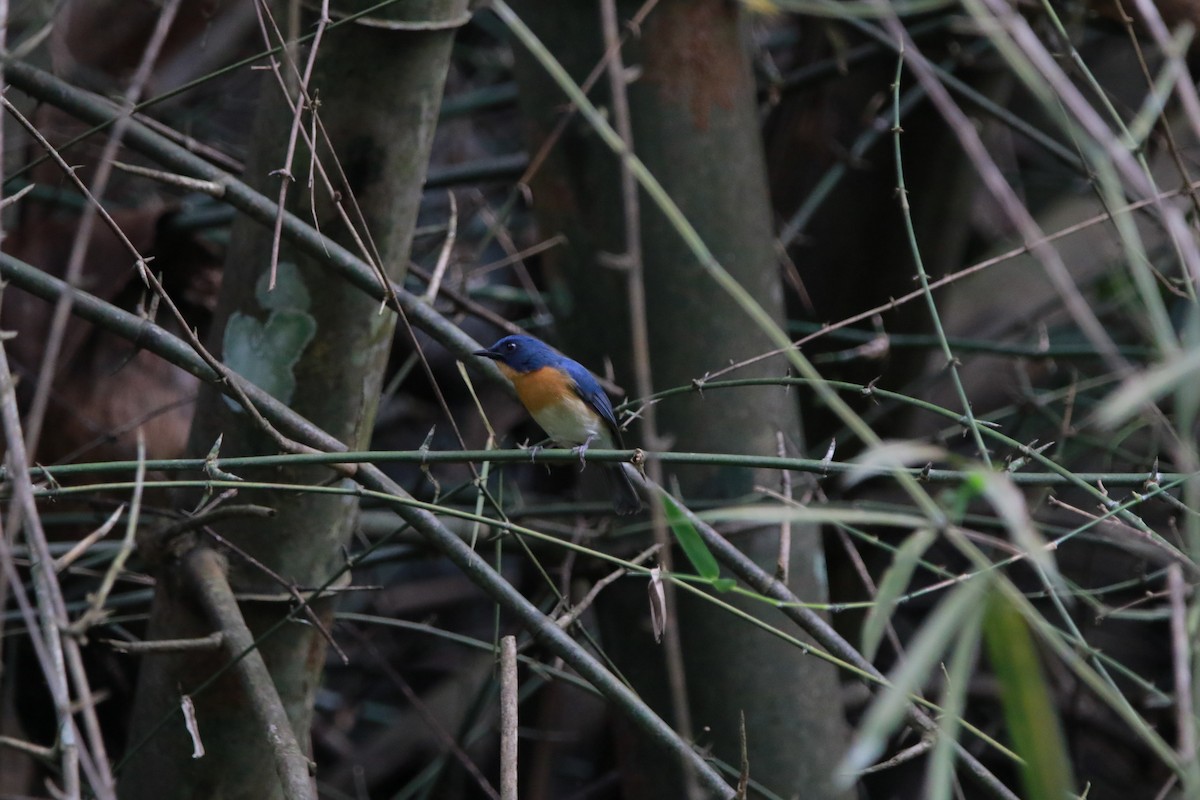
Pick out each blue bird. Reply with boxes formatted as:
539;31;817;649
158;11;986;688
475;335;642;515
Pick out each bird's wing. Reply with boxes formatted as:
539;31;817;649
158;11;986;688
565;362;625;448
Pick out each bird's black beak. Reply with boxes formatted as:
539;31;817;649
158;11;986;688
474;348;500;360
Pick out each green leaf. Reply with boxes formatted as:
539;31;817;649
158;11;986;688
710;578;737;593
974;470;1063;591
926;599;983;800
255;261;311;312
861;527;936;661
983;589;1075;800
223;309;317;407
661;494;720;581
844;440;947;487
703;505;927;529
838;575;989;783
1095;347;1200;428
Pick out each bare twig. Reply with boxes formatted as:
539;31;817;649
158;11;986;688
859;738;934;774
51;393;197;466
469;233;565;279
255;0;330;289
500;634;519;800
104;632;225;654
251;0;395;304
424;191;458;303
1110;0;1200;222
72;431;145;633
832;526;907;661
1167;565;1195;762
555;543;661;629
705;178;1200;384
111;159;226;195
0;734;56;762
134;112;245;173
1047;496;1199;576
517;0;661;186
0;338;107;798
774;431;792;582
53;504;123;573
0;181;34;209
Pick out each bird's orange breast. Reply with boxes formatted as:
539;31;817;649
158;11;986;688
506;365;575;415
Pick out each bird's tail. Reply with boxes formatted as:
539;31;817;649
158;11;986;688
604;463;643;515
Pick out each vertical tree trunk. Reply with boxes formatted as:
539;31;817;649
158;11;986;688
119;2;468;797
510;2;850;797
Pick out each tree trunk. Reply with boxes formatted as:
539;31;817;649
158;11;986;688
510;2;851;797
119;2;468;797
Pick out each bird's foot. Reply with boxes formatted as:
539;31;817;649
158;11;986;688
572;435;597;472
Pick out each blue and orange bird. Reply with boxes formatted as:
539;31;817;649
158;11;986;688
475;335;642;515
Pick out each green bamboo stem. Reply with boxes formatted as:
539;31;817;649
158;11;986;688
891;53;992;467
12;447;1187;489
0;248;1183;496
791;321;1152;360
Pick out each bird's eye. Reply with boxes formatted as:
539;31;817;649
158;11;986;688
505;342;517;352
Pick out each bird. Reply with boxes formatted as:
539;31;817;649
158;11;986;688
475;334;642;515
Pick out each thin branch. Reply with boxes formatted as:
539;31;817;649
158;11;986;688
424;191;458;303
104;632;225;654
499;634;518;800
1047;497;1198;577
0;181;34;208
53;505;123;573
890;55;991;467
251;0;395;303
555;543;661;630
183;547;315;800
111;160;226;195
707;178;1200;383
1167;564;1195;763
774;431;792;582
0;734;57;763
253;0;330;290
0;336;105;798
200;526;349;665
71;432;145;633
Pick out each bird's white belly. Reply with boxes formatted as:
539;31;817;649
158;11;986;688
531;394;613;448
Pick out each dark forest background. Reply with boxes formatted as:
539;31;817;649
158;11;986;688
1;1;1198;799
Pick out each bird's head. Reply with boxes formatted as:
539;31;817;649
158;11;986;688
474;335;557;375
